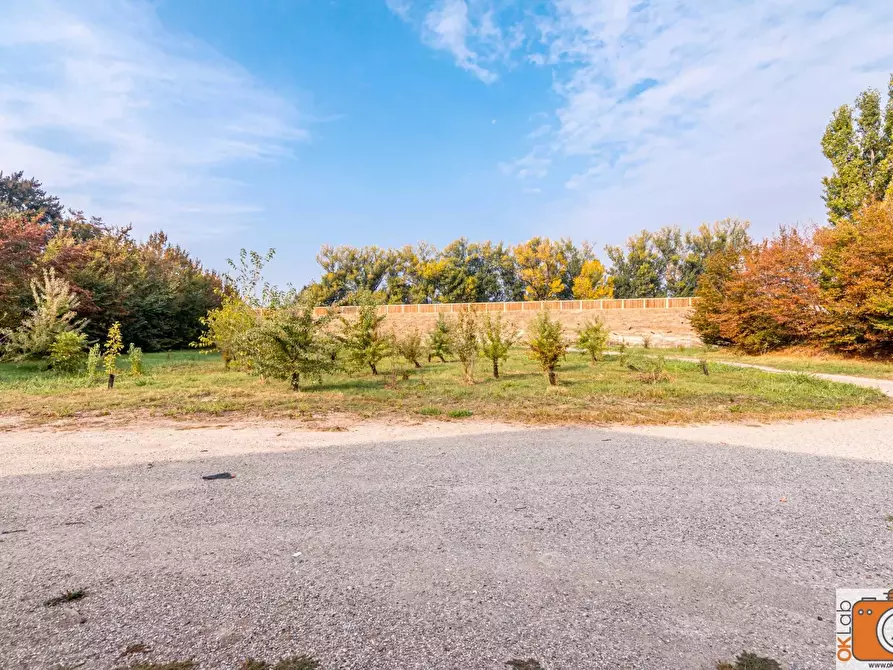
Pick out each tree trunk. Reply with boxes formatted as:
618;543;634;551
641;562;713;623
492;359;499;379
370;362;378;375
428;353;433;363
107;374;115;389
290;371;300;391
437;354;446;363
414;360;422;368
547;368;557;386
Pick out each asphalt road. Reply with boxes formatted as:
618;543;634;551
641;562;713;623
2;425;892;669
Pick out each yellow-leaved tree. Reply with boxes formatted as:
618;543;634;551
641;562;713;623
572;259;614;299
513;237;567;300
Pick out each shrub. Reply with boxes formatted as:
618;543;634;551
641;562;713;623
641;333;652;349
479;314;517;378
86;343;101;382
577;317;609;363
447;409;473;418
0;268;86;361
244;304;338;391
626;355;668;384
128;343;144;376
453;309;479;383
394;328;424;368
48;331;88;374
617;339;628;367
103;322;124;384
527;310;568;386
339;298;390;375
427;314;453;362
191;293;257;369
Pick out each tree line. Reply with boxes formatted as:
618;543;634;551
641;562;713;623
298;220;751;306
2;72;892;366
0;171;222;353
693;74;893;356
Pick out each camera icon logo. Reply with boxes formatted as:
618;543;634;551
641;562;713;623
853;590;893;661
837;588;893;667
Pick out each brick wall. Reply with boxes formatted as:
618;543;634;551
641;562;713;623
315;298;701;347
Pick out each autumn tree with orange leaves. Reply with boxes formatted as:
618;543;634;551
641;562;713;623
815;198;893;355
693;228;820;354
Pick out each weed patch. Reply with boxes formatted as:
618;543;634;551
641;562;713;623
240;657;320;670
716;651;781;670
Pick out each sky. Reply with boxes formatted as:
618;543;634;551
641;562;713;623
1;0;892;287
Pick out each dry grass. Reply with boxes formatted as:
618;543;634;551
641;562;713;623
0;348;888;427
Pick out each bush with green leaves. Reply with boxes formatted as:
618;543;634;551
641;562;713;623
339;300;390;375
479;313;517;379
244;304;338;391
0;268;86;362
394;328;424;368
192;293;257;370
48;331;88;374
427;314;453;363
527;310;568;386
577;317;609;364
453;309;479;383
127;343;144;376
86;343;101;382
103;322;124;381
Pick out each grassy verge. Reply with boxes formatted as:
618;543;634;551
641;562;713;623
621;345;893;380
0;349;888;426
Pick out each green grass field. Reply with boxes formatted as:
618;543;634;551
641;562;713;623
623;345;893;380
0;348;888;426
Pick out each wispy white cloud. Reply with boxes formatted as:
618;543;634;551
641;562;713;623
422;0;499;83
400;0;893;235
0;0;307;238
386;0;412;20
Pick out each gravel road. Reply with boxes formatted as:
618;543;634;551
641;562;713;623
2;418;892;670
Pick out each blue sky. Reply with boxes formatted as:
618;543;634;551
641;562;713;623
2;0;892;287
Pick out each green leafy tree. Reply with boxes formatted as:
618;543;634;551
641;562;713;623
192;293;257;369
677;219;751;297
577;317;609;363
48;331;88;374
0;268;86;361
245;305;338;391
315;245;393;305
127;343;144;376
339;296;390;375
394;328;424;368
0;171;64;225
427;314;453;362
822;74;893;224
103;322;124;384
453;309;479;383
527;310;568;386
85;343;101;382
479;313;517;379
605;231;663;298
